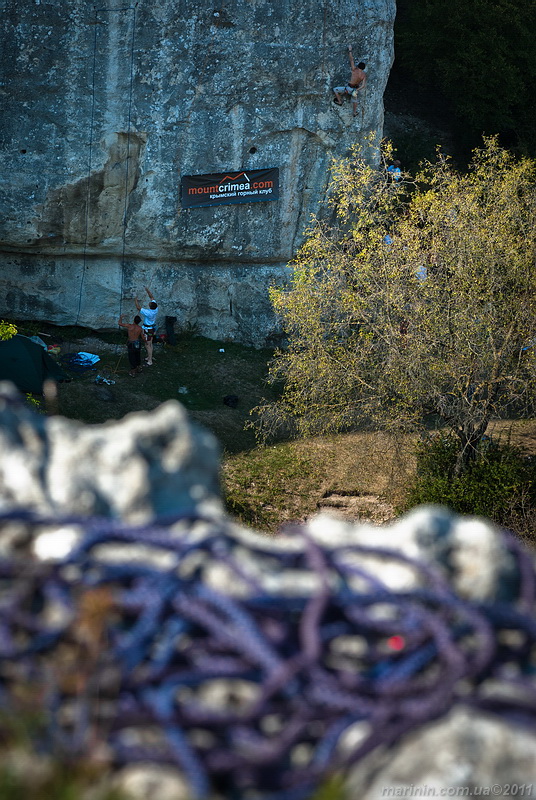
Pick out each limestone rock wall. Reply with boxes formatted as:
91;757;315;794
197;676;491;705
0;0;395;344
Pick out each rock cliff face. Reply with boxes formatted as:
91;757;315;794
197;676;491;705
0;0;395;344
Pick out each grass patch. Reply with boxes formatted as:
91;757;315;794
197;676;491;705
9;320;536;545
18;323;276;453
223;431;415;532
223;442;323;530
6;320;418;530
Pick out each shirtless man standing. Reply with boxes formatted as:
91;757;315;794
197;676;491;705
118;314;143;377
333;45;367;116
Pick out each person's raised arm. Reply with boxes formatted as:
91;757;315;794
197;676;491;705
144;286;154;301
118;314;128;328
134;296;142;311
348;44;355;70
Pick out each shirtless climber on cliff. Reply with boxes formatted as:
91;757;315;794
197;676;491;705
333;45;367;116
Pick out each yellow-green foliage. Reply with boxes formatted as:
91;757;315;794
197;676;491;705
25;394;44;412
256;138;536;471
0;321;17;341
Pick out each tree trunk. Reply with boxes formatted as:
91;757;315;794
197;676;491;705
454;418;490;477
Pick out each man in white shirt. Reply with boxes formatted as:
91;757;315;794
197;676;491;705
135;286;158;366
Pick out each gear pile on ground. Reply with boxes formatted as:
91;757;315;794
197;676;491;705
0;382;535;800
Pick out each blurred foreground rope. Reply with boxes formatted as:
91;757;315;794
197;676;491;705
0;508;535;800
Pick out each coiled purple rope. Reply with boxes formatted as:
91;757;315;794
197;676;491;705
0;508;534;800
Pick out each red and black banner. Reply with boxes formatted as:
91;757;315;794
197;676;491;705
181;167;279;209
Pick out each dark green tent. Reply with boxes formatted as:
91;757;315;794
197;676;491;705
0;335;68;394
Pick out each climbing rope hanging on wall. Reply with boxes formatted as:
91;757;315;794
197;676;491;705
76;4;138;326
321;2;328;77
119;2;138;320
76;9;100;325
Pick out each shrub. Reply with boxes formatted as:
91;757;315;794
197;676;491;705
25;394;44;413
404;433;536;527
0;321;17;341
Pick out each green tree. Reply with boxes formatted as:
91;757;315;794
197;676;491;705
256;139;536;475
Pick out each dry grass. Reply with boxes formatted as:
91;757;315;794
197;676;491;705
487;418;536;456
222;431;417;532
300;430;416;502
